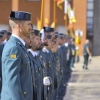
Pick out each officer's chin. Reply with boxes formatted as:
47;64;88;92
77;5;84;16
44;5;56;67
37;45;43;50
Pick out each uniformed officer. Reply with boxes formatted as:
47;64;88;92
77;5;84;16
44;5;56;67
54;32;62;87
59;33;68;85
70;38;76;68
0;33;3;99
0;33;3;45
56;33;65;80
54;33;68;100
65;35;72;83
43;26;55;100
1;11;33;100
0;31;6;49
0;30;7;45
51;33;61;100
28;29;43;100
38;26;55;100
83;39;92;69
6;31;12;41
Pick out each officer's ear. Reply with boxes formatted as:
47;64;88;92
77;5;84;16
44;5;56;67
16;20;24;30
17;23;20;29
17;23;23;33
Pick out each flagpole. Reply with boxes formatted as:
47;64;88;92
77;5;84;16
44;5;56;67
64;13;67;35
40;0;44;29
64;0;68;35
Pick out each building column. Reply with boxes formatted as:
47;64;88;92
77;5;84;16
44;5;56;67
93;0;100;56
12;0;19;10
73;0;87;55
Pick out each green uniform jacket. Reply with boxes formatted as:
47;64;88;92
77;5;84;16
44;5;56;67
37;50;48;100
0;44;4;100
28;51;43;100
1;36;33;100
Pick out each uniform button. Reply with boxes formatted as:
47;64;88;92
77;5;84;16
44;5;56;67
24;54;28;58
43;63;46;67
24;92;26;94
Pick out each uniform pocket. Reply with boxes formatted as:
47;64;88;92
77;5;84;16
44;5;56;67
22;57;30;65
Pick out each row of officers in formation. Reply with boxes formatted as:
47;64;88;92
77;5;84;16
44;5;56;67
0;11;76;100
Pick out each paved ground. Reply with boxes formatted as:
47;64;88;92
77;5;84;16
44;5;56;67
63;56;100;100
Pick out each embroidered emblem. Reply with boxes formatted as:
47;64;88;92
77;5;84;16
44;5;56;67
10;54;16;58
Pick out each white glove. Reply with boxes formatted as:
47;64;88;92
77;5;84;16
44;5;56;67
89;56;92;61
43;77;52;86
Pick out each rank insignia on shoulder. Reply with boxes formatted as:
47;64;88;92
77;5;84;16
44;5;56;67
10;54;16;58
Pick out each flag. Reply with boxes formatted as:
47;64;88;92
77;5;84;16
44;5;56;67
51;22;55;28
64;0;70;14
68;23;75;38
37;18;41;31
51;19;57;28
68;9;77;23
75;36;81;45
57;0;64;9
44;18;49;26
71;9;77;23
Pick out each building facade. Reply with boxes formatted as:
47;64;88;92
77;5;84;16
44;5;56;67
0;0;99;55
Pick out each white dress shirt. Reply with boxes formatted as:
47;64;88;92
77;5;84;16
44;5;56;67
28;49;37;57
58;45;61;48
12;34;25;46
42;47;49;53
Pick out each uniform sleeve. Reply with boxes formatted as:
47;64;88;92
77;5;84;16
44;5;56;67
2;46;25;100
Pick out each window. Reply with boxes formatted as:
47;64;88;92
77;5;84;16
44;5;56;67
87;3;94;10
87;18;93;26
87;24;93;30
86;0;94;53
88;0;94;2
86;0;94;37
87;10;93;17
